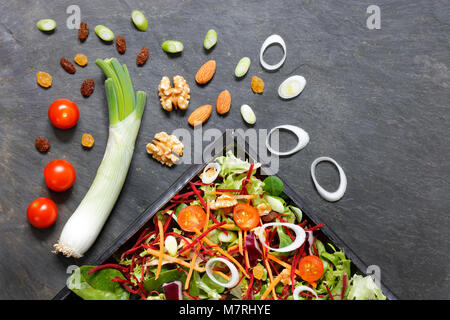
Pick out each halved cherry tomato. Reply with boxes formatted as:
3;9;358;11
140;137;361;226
233;203;260;231
177;205;207;232
298;255;324;284
44;159;76;191
27;197;58;228
48;98;79;129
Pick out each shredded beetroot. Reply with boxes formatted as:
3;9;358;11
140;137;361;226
290;252;301;293
88;264;129;275
173;191;196;199
341;274;348;300
216;189;242;193
178;221;226;254
305;223;325;232
242;274;254;300
189;182;220;225
183;291;200;300
240;164;254;195
325;283;334;300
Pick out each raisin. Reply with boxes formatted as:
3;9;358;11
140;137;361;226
261;211;278;223
251;75;264;94
81;133;95;148
78;22;89;41
136;46;149;66
74;53;88;67
60;57;76;74
115;35;126;54
36;72;52;88
80;78;95;97
35;137;50;153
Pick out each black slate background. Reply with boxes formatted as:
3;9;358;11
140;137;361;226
0;0;449;300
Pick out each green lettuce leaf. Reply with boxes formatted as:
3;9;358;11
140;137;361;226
347;275;386;300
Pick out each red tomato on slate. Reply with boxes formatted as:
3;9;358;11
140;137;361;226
48;98;79;129
27;197;58;228
44;159;76;191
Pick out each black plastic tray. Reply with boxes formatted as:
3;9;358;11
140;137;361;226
54;129;397;300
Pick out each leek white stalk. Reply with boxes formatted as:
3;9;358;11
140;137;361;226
53;58;147;258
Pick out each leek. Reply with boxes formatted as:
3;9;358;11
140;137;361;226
53;58;147;258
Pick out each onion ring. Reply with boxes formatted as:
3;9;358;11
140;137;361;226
205;257;239;288
258;222;306;252
259;34;287;71
310;157;347;202
201;162;221;184
293;285;319;300
265;125;309;156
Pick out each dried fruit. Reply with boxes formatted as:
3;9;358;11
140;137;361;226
195;60;216;85
136;46;149;66
80;79;95;97
74;53;88;67
216;90;231;115
78;22;89;41
158;75;190;111
35;137;50;153
146;132;184;167
188;105;212;126
252;264;265;280
36;72;52;88
81;133;95;148
60;57;76;74
115;35;126;54
251;76;264;94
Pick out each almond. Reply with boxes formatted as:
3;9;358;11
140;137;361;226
216;90;231;115
188;105;212;126
195;60;216;84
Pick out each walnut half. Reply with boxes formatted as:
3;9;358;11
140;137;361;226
146;132;184;167
158;75;190;111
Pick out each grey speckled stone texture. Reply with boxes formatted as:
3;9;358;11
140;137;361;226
0;0;448;299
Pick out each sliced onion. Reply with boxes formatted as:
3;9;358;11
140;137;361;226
245;232;262;266
201;162;221;184
205;257;239;288
293;285;319;300
266;125;309;156
258;222;306;253
260;34;287;71
311;157;347;202
306;231;314;255
278;75;306;99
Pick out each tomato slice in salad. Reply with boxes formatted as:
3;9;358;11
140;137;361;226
298;255;324;284
177;205;207;232
233;203;260;231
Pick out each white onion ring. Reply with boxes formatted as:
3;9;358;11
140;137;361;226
311;157;347;202
260;34;287;71
266;125;309;156
258;222;306;253
278;75;306;99
293;285;319;300
205;258;239;288
201;162;221;184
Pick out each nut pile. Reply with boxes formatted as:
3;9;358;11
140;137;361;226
158;76;190;111
146;132;184;167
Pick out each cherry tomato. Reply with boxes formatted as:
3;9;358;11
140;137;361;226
27;197;58;228
44;159;76;191
48;99;79;129
177;205;207;232
298;255;324;284
233;203;260;231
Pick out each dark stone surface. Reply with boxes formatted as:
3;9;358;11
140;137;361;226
0;0;449;299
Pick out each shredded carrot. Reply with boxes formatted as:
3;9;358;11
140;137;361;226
145;248;205;272
263;254;278;300
267;254;302;277
155;219;164;279
212;270;230;281
238;230;243;255
207;223;236;230
227;244;239;252
260;272;283;300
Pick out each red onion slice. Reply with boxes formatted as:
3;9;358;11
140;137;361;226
245;232;263;266
162;280;183;300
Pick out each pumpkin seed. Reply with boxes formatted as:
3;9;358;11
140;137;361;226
240;104;256;124
36;19;56;32
94;25;114;41
234;57;251;77
131;10;148;31
203;29;217;50
161;40;184;53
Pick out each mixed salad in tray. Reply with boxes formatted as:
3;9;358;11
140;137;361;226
68;151;386;300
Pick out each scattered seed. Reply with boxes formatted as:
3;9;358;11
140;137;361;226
94;25;114;41
74;53;88;66
60;57;76;74
80;79;95;97
81;133;95;148
235;57;251;78
161;40;184;53
136;46;149;66
36;19;56;32
240;104;256;124
131;10;148;31
203;29;217;50
115;35;126;54
36;72;52;88
35;137;50;153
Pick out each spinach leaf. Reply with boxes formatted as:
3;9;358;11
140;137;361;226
143;269;187;293
263;176;283;196
68;266;129;300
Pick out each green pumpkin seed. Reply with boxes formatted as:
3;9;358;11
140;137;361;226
94;25;114;41
203;29;217;50
161;40;184;53
36;19;56;32
131;10;148;31
235;57;251;77
241;104;256;124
